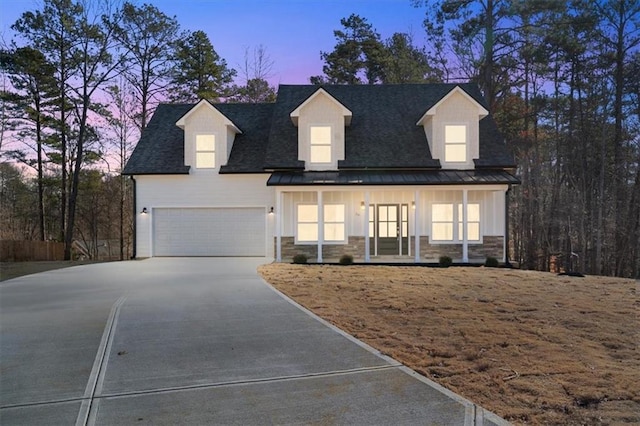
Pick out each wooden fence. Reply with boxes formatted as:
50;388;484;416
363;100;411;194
0;240;65;262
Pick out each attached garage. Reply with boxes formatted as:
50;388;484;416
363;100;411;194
152;208;266;257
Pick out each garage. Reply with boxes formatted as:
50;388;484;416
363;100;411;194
152;208;266;257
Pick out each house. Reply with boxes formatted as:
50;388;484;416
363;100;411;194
122;84;518;263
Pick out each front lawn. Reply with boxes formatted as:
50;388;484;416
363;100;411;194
259;264;639;425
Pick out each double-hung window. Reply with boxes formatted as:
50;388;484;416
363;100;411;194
196;134;216;168
296;203;345;243
458;204;480;241
432;204;454;241
444;125;467;163
431;203;480;242
297;204;318;242
323;204;345;242
310;126;332;163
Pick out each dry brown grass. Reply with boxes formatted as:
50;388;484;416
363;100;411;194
258;264;639;425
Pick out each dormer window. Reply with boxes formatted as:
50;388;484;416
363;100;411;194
444;125;467;163
310;126;332;164
196;134;216;168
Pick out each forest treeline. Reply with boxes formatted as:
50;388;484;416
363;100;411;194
1;0;638;277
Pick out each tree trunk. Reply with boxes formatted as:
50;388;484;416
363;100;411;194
64;93;90;260
35;95;45;241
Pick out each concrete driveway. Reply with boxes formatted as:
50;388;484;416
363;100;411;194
1;258;508;425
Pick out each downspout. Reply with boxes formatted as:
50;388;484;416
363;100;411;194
505;185;511;267
131;176;137;260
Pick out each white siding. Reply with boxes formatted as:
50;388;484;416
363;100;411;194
423;90;481;169
183;104;237;170
278;187;505;240
135;174;275;258
419;189;505;237
297;94;346;170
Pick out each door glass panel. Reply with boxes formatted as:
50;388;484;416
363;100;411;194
379;206;387;221
388;206;397;221
379;222;388;238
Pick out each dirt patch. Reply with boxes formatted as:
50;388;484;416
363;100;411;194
0;260;107;282
259;264;639;425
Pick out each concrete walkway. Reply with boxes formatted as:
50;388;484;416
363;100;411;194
0;258;509;425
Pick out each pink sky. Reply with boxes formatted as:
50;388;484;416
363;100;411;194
0;0;429;85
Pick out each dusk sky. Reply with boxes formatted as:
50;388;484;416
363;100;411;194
0;0;430;85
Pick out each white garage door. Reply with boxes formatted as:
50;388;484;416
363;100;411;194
153;208;266;256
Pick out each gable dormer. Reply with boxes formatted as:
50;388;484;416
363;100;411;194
290;88;352;171
176;99;242;172
417;86;488;169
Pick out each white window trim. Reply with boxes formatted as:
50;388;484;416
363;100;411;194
195;133;217;169
309;125;333;165
429;201;483;244
443;123;468;165
294;202;346;245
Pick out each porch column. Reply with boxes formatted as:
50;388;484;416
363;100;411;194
414;190;420;263
364;191;370;263
317;190;324;263
276;189;282;262
504;186;510;265
462;189;469;263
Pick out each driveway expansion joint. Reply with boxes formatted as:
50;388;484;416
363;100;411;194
75;296;126;426
96;364;403;400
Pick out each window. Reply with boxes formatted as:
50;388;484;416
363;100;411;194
297;204;318;242
432;204;454;241
431;202;480;242
196;134;215;168
310;126;332;163
444;125;466;162
296;203;345;243
324;204;345;242
458;204;480;241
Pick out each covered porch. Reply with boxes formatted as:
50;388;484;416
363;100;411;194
269;171;516;264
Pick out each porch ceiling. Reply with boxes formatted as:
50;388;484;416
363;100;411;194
267;170;520;186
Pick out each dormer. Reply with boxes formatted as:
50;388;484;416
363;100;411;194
417;86;488;169
290;88;352;171
176;99;242;172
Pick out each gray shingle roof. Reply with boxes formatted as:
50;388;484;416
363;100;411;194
123;102;273;175
123;83;516;176
122;104;192;175
217;103;274;173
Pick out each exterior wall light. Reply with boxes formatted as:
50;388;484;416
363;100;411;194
360;201;365;210
141;207;148;214
269;206;274;215
411;201;416;210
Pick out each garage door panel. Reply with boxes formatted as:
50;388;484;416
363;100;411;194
153;208;265;257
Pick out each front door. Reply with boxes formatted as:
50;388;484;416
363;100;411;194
375;204;409;256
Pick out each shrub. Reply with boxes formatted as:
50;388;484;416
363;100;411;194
485;256;499;267
339;254;354;265
439;255;452;268
292;254;308;264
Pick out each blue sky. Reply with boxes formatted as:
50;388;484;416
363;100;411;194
0;0;429;85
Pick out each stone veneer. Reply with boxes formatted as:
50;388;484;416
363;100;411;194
278;237;366;262
277;235;503;263
420;235;504;262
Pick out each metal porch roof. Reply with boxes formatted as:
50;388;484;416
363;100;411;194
267;170;520;186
